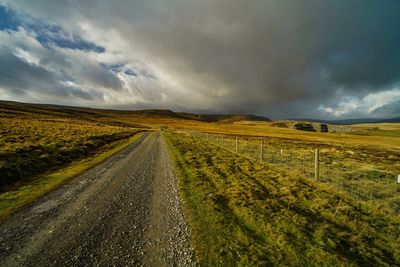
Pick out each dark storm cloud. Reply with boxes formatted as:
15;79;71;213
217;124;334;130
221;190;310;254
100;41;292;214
374;101;400;117
2;0;400;118
0;49;55;91
76;62;124;91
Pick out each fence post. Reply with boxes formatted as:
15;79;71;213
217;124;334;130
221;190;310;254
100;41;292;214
235;137;238;153
315;148;320;182
260;140;263;162
221;135;224;148
206;133;209;141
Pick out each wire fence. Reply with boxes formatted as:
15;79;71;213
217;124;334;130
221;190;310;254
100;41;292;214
190;131;400;214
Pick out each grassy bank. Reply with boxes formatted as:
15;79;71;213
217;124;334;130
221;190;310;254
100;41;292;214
0;132;144;220
0;117;141;190
163;131;400;266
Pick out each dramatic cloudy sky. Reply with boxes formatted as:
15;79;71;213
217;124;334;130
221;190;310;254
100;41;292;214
0;0;400;119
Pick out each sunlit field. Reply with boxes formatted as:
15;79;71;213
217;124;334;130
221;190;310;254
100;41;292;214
2;101;399;190
163;132;400;266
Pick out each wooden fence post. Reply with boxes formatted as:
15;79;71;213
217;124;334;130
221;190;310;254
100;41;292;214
260;140;263;162
235;137;238;153
315;148;320;181
221;135;224;147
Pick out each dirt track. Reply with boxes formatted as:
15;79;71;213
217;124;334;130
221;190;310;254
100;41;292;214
0;132;195;266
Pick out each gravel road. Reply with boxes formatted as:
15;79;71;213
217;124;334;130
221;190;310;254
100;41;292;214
0;132;196;266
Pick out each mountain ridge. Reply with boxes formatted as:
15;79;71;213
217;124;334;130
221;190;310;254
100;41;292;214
0;100;271;123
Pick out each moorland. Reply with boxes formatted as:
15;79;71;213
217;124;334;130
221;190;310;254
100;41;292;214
1;100;399;265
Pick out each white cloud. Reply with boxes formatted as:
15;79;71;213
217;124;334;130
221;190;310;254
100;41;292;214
13;47;40;65
319;88;400;118
363;89;400;114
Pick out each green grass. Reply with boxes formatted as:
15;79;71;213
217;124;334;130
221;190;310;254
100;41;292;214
163;131;400;266
202;132;400;173
0;132;144;220
194;132;400;215
350;128;400;138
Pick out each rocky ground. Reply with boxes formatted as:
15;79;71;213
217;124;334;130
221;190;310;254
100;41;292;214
0;132;196;266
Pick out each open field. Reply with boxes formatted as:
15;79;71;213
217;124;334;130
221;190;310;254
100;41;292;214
164;131;400;266
1;101;399;194
3;100;399;148
1;101;398;197
182;121;400;176
349;123;400;138
192;132;400;215
0;116;140;190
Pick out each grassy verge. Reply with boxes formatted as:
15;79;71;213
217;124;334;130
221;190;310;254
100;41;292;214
0;132;144;220
163;131;400;266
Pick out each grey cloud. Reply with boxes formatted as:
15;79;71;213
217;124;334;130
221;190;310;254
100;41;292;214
0;26;125;103
371;100;400;118
79;63;123;91
0;48;54;90
0;48;99;101
3;0;400;118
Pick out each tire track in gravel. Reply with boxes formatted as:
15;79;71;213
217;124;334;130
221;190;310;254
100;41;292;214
0;132;195;266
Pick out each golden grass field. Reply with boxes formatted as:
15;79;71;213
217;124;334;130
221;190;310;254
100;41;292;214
118;113;399;173
1;100;399;182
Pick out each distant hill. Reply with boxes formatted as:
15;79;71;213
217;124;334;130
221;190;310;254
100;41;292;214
0;100;270;123
289;117;400;125
177;112;270;123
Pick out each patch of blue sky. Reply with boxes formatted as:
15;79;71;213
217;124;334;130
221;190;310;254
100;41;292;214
100;63;126;72
124;69;137;76
0;4;104;53
0;5;19;31
35;30;105;53
100;63;137;77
